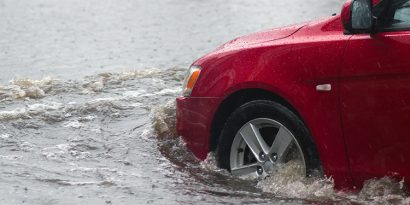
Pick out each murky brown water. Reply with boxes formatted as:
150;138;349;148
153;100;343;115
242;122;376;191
2;0;410;204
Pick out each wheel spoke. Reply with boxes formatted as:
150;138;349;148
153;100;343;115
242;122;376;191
239;122;270;161
231;163;259;177
269;126;294;163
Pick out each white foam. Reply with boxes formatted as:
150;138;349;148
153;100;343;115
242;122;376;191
257;160;334;199
78;115;97;122
0;133;12;139
19;141;35;152
0;108;31;120
350;177;410;204
151;100;177;138
0;155;23;160
63;120;83;129
154;88;180;95
0;77;55;101
0;88;145;121
0;69;177;102
200;153;225;173
199;152;410;204
0;102;63;121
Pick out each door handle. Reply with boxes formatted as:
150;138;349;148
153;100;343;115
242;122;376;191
316;84;332;92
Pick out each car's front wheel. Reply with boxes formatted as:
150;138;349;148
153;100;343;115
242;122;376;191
216;100;321;179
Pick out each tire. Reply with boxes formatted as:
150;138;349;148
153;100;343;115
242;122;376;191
216;100;321;178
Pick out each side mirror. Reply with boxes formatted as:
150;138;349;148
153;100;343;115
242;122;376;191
341;0;374;34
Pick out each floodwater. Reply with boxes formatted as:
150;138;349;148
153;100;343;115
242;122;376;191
1;0;409;204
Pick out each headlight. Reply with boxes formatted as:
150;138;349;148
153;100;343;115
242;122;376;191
182;65;202;97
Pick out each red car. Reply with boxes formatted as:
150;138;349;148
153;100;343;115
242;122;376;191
176;0;410;189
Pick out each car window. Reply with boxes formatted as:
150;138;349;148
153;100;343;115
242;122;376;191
381;0;410;30
391;1;410;27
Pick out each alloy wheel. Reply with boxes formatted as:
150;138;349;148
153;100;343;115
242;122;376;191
229;118;305;178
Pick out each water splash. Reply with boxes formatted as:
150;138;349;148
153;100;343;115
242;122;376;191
0;77;55;101
256;161;334;200
351;177;410;204
150;96;410;204
2;67;410;204
151;100;177;139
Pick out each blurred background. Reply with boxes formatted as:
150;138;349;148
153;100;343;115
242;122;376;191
0;0;343;82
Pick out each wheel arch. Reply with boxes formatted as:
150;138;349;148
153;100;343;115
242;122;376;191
209;87;308;153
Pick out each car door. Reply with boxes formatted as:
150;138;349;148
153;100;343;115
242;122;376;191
341;0;410;185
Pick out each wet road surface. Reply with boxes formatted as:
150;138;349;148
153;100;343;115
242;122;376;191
1;0;410;204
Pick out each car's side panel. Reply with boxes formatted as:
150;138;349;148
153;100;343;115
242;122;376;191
192;16;353;188
341;31;410;187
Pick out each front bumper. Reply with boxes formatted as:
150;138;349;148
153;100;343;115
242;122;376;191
176;97;222;160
